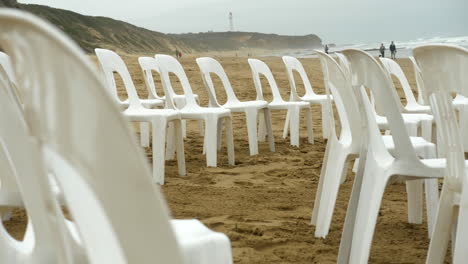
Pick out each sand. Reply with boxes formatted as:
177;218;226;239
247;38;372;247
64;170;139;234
3;55;448;263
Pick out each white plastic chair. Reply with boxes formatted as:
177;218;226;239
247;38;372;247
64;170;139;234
337;49;450;263
282;56;333;139
155;54;235;167
247;58;313;147
138;56;204;138
410;55;468;152
380;58;431;113
414;44;468;264
95;49;185;184
196;57;275;155
95;49;164;148
312;50;438;238
0;63;74;263
1;9;233;264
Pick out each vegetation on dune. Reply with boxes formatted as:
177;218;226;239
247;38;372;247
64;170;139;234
0;0;322;54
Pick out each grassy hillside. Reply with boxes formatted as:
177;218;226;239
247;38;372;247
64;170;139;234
173;32;322;51
1;0;322;54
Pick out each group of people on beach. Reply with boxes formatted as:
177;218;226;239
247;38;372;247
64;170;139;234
380;41;397;59
324;41;397;59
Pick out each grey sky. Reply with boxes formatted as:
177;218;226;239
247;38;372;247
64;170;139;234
19;0;468;44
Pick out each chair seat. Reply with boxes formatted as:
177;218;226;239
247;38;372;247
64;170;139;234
223;100;268;111
405;104;431;113
376;112;433;129
300;93;331;103
382;135;435;159
268;100;310;110
120;98;165;109
179;105;231;117
171;219;232;264
123;108;180;122
422;158;468;169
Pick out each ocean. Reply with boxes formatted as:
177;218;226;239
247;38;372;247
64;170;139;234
269;35;468;58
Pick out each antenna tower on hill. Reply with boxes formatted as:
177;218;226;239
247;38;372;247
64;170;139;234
229;12;234;31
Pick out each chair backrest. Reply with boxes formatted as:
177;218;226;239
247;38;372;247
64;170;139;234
247;58;285;104
196;57;241;107
0;52;23;110
380;58;419;108
408;56;427;105
282;56;318;100
154;54;199;109
137;57;164;100
95;48;143;110
0;10;184;264
335;53;351;77
0;51;17;85
0;64;72;263
316;50;362;148
342;49;419;162
414;44;468;188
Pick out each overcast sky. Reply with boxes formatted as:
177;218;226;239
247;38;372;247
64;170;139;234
19;0;468;44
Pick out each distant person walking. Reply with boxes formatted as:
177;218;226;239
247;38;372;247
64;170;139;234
324;44;329;54
175;48;180;59
379;43;386;58
390;41;397;59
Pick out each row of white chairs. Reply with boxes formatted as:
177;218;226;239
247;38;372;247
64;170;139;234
313;45;468;263
0;9;234;264
94;48;331;184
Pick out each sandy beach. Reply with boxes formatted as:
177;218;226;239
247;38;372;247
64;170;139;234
3;54;446;263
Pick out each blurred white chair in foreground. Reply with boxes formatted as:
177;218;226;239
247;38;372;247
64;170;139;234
156;54;235;167
282;56;332;139
95;49;185;184
414;44;468;264
0;9;233;263
196;57;275;155
0;61;75;264
248;58;313;147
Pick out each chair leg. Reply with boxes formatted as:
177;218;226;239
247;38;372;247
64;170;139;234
289;105;300;147
217;118;224;151
245;108;259;155
258;110;267;142
140;122;150;147
181;120;187;138
283;108;290;139
305;107;314;144
453;181;468;263
458;105;468;151
338;149;368;264
224;116;235;166
321;102;330;139
152;118;167;184
165;122;176;160
406;180;424;224
349;162;388;263
204;115;218;167
426;185;456;264
173;119;186;177
263;108;275;152
425;179;439;237
311;137;333;225
314;140;349;237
